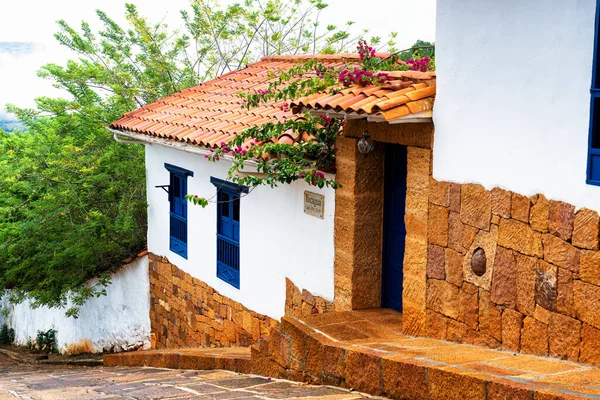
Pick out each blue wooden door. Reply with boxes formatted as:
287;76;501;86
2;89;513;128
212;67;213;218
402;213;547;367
382;144;407;312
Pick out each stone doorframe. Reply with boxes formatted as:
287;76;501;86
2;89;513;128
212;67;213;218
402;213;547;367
333;120;434;335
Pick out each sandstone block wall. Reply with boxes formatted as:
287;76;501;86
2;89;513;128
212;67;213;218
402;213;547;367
425;179;600;365
284;278;335;318
149;254;332;349
335;122;433;333
149;254;277;348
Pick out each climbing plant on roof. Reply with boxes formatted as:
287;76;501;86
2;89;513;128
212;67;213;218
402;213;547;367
188;40;435;206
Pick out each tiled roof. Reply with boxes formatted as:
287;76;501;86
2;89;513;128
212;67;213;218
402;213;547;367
110;55;369;148
290;70;436;123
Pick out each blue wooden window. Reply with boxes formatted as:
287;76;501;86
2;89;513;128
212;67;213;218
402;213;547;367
211;177;248;289
588;1;600;185
165;164;193;258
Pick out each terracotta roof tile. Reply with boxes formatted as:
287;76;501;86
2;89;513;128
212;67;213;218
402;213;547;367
291;77;436;122
111;54;371;147
337;94;367;111
111;54;433;145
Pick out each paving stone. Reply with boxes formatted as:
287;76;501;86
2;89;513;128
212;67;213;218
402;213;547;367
487;355;580;375
0;355;371;400
209;376;270;389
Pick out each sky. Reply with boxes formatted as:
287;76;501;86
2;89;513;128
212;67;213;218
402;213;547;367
0;0;436;118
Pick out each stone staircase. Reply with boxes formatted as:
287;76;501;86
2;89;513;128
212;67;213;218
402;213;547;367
105;309;600;399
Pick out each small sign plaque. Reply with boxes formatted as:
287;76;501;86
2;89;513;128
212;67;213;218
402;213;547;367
304;191;325;219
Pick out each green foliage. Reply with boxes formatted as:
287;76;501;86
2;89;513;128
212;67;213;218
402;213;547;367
35;328;58;354
0;325;15;345
0;1;373;313
187;112;344;208
397;39;436;69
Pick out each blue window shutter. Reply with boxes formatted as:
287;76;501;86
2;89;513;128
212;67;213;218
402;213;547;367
211;177;243;289
165;164;192;259
587;1;600;185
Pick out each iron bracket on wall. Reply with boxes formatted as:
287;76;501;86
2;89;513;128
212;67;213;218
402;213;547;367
155;185;170;194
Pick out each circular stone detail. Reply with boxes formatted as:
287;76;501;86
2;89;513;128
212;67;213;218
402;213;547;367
471;247;487;277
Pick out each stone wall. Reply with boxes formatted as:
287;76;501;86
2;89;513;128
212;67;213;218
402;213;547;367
149;254;277;348
333;121;433;332
425;179;600;365
284;278;335;318
149;254;332;348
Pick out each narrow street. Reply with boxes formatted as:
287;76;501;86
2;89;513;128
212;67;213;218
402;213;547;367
0;354;372;400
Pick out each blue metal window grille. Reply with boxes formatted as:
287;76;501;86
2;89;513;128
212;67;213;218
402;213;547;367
165;164;193;258
211;177;248;289
587;1;600;185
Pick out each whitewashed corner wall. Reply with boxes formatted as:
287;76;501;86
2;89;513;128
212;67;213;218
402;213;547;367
145;144;336;320
0;256;151;354
434;0;600;212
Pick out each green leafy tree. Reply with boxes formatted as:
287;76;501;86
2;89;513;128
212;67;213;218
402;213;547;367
0;1;375;316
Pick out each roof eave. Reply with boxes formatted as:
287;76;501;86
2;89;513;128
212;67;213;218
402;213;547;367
107;127;261;168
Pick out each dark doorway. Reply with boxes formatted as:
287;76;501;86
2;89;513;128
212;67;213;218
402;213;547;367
382;144;408;312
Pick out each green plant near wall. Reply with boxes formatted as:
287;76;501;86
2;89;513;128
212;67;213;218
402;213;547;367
0;324;15;345
35;329;58;354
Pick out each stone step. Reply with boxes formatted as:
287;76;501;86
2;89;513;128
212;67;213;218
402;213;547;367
103;347;251;374
252;311;598;400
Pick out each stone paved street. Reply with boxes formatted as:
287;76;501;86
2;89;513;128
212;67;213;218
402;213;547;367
0;354;373;400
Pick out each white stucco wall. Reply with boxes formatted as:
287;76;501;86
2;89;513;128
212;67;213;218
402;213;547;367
434;0;600;211
145;144;336;320
0;256;151;353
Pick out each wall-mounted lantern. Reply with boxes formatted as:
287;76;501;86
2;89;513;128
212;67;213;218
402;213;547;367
357;130;374;155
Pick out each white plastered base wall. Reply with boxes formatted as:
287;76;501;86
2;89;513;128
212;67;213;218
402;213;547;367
0;256;151;353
